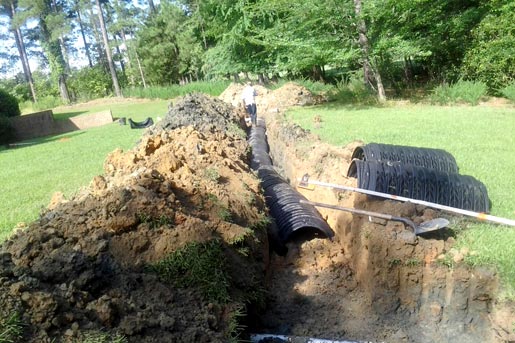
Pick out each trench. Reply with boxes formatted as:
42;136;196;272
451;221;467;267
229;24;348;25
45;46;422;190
247;111;500;343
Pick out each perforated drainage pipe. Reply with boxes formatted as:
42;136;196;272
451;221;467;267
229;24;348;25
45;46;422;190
347;159;491;213
248;120;334;244
351;142;459;173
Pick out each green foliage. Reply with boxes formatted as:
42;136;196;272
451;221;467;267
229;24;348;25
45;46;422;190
149;240;231;303
430;80;487;105
388;258;401;268
226;305;246;343
218;207;233;222
405;258;421;267
68;66;114;101
0;116;14;145
203;168;220;182
73;331;127;343
0;89;21;118
32;71;59;100
436;255;455;269
500;82;515;103
0;312;23;343
461;1;515;91
30;96;63;111
123;81;231;99
136;3;193;85
136;213;174;229
330;75;377;104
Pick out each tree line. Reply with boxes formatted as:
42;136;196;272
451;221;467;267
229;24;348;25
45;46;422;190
0;0;514;103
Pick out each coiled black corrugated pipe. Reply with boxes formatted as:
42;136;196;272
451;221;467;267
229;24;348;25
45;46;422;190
351;143;459;173
247;120;334;244
347;159;491;213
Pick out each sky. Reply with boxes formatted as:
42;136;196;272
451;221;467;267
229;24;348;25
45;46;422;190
0;18;42;79
0;0;155;80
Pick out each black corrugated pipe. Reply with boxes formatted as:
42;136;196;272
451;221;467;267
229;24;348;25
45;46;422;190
347;159;491;213
247;120;334;244
351;143;459;173
129;117;154;129
258;166;334;243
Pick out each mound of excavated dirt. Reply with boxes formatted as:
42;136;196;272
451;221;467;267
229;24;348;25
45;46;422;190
219;82;325;114
0;94;268;342
151;93;246;136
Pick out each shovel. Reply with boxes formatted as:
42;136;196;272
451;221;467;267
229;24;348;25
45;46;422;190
300;199;449;235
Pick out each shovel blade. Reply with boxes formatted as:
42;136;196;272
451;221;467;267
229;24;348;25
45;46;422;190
415;218;450;235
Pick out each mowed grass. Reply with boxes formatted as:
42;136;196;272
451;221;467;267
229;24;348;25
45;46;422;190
286;102;515;298
0;99;169;241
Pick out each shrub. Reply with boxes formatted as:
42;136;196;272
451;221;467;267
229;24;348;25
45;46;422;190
68;66;113;101
501;82;515;103
430;80;487;105
0;116;14;145
330;75;377;104
0;88;21;118
32;96;62;111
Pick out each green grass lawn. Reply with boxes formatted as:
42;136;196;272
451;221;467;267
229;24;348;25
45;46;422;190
286;101;515;298
0;99;169;241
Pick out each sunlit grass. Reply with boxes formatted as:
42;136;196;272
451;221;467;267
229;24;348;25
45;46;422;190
286;101;515;298
0;99;169;241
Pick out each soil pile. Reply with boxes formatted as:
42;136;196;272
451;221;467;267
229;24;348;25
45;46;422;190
219;82;324;114
151;93;246;135
0;94;268;342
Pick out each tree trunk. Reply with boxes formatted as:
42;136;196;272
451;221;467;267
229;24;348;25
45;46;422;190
312;65;324;82
258;73;265;84
119;30;135;85
113;34;126;75
76;7;93;68
135;52;147;88
148;0;156;14
353;0;386;102
96;0;122;97
90;8;108;72
9;2;37;102
51;0;71;73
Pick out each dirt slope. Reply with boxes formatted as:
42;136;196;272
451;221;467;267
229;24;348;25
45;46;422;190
0;93;268;342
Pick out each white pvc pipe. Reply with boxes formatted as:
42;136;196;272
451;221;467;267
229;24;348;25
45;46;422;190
250;333;364;343
298;179;515;227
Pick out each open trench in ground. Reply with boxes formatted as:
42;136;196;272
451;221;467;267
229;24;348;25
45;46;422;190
246;104;514;343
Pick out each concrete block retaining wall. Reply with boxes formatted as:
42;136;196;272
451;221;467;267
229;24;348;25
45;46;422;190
10;110;113;141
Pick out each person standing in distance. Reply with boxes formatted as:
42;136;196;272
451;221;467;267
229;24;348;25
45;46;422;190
242;81;258;125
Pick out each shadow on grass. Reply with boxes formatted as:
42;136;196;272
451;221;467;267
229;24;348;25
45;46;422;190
1;131;86;153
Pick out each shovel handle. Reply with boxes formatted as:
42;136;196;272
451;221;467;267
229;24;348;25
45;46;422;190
300;199;416;230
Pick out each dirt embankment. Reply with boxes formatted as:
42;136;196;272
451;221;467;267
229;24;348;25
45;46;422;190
0;93;268;342
221;82;515;343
